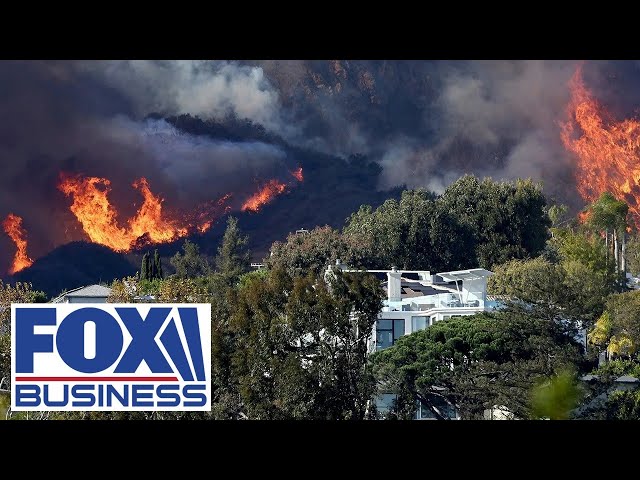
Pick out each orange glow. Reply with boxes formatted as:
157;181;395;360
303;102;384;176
578;210;591;224
2;213;34;274
241;179;287;212
58;173;230;251
561;64;640;227
290;166;304;182
194;193;232;233
129;178;184;244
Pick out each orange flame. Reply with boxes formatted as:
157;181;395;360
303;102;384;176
577;210;591;224
241;179;288;212
58;173;230;252
129;178;186;244
561;64;640;227
2;213;34;274
195;193;232;233
290;166;304;182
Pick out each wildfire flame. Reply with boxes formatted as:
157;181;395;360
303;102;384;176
241;167;304;213
577;210;591;225
241;179;288;212
290;166;304;182
561;64;640;227
58;173;230;252
2;213;34;274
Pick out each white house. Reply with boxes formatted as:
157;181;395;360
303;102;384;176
50;284;113;304
328;262;496;353
326;261;497;419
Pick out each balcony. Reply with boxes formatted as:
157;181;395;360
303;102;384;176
441;299;479;308
384;298;481;313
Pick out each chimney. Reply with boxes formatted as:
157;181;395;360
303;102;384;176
387;267;402;302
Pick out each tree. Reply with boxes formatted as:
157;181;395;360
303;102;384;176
438;175;551;269
170;240;210;279
108;276;145;302
530;369;584;420
215;216;251;284
0;280;46;332
157;276;209;303
371;308;583;420
343;189;473;271
624;234;640;277
588;290;640;358
267;225;367;276
139;250;164;281
586;192;629;281
226;268;384;419
140;252;149;281
548;203;569;227
488;255;612;327
342;176;550;272
575;360;640;419
154;249;163;279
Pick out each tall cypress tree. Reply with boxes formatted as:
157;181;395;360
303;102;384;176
154;249;163;279
150;251;157;280
140;252;150;281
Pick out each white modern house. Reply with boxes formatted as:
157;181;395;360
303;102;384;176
326;261;497;419
327;261;496;353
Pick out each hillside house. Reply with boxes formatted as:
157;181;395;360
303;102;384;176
50;284;113;304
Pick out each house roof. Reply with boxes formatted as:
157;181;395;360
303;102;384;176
382;279;452;298
51;284;112;302
580;375;639;384
437;268;493;282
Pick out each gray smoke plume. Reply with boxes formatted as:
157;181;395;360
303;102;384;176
0;61;290;273
75;60;298;139
0;59;632;274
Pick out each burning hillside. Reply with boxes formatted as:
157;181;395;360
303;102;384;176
241;166;304;213
57;173;229;252
1;165;304;275
561;64;640;227
241;180;288;212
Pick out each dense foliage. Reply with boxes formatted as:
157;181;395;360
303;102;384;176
5;176;640;420
270;176;551;275
371;306;584;419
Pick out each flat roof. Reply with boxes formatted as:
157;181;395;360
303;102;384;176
437;269;493;281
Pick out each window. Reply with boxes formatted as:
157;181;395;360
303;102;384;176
411;316;427;332
375;393;397;417
376;319;405;350
443;315;450;321
430;316;436;326
415;396;458;420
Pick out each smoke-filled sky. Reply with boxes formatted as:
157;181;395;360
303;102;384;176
1;60;639;273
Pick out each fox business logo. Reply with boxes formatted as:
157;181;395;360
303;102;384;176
11;304;211;412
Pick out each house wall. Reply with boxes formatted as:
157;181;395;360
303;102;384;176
67;296;109;304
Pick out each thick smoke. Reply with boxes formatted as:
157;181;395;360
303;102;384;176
375;61;580;200
0;61;289;273
1;60;633;274
102;117;287;205
76;60;298;138
256;60;588;204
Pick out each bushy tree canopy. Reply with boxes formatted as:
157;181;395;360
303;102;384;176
170;240;211;279
371;307;583;420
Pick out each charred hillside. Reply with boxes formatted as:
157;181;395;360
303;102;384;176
10;114;400;296
10;242;137;297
